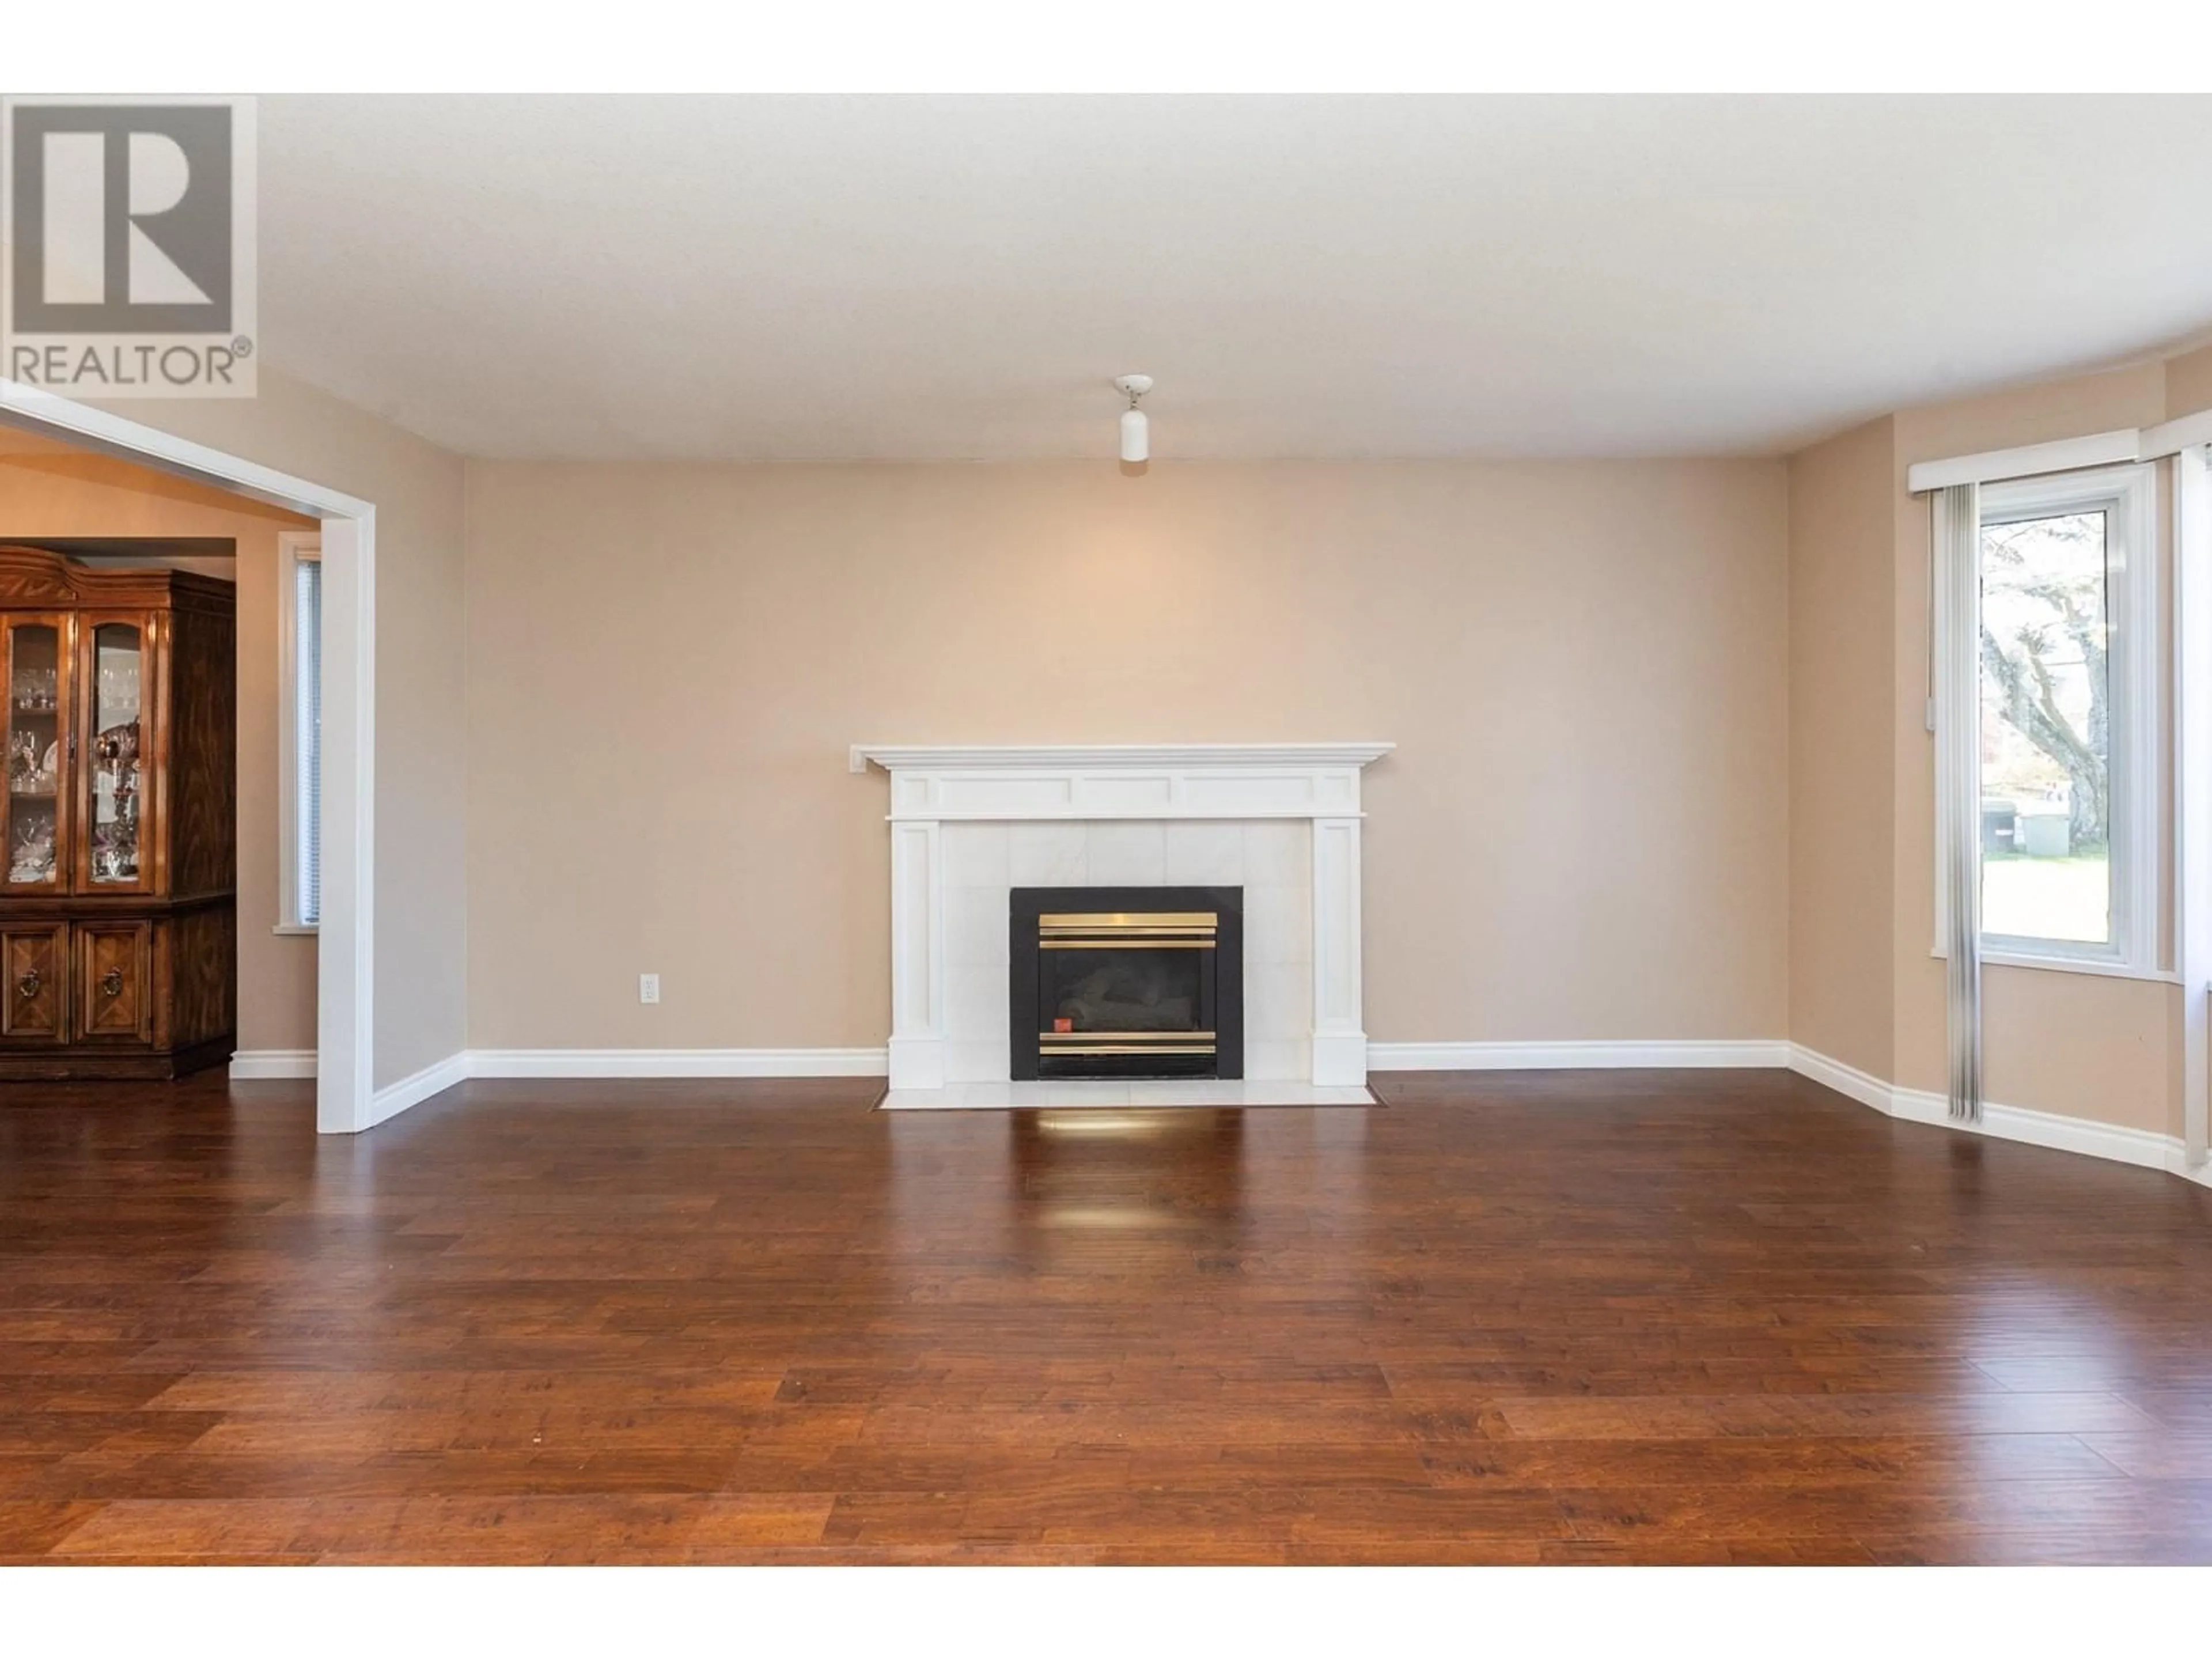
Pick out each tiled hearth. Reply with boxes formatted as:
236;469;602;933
851;743;1393;1105
879;1079;1378;1110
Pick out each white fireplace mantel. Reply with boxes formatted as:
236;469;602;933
849;741;1394;821
853;743;1394;1091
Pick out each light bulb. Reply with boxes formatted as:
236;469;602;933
1120;407;1149;464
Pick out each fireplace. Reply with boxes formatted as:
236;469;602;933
854;743;1392;1092
1009;886;1245;1080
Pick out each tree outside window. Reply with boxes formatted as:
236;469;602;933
1978;509;2110;946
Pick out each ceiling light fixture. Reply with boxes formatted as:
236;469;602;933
1113;374;1153;463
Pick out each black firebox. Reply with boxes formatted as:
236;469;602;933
1009;886;1244;1081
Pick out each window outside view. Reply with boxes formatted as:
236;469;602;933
1978;509;2111;946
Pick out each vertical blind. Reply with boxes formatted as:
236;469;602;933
294;554;321;927
1934;484;1983;1124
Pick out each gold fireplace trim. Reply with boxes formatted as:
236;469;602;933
1037;1044;1218;1056
1039;1028;1218;1058
1040;940;1217;950
1039;911;1217;929
1039;1044;1221;1057
1037;910;1219;950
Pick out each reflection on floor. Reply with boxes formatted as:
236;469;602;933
1007;1107;1252;1269
1;1065;2209;1562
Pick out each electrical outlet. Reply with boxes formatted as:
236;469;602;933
638;973;660;1005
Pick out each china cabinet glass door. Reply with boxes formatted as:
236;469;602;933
81;619;151;892
4;616;69;892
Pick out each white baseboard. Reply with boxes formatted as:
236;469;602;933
247;1047;883;1134
1787;1041;2206;1185
1369;1039;1791;1071
242;1034;2212;1190
266;1037;1792;1090
366;1051;469;1128
232;1048;465;1130
466;1047;889;1080
1783;1044;1892;1113
229;1048;317;1080
1359;1037;2209;1188
234;1046;889;1088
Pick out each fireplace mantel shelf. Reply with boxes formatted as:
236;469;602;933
851;742;1395;774
851;742;1395;824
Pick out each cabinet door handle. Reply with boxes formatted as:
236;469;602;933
16;969;37;999
100;967;123;998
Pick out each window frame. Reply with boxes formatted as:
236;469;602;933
1936;461;2162;977
275;530;321;935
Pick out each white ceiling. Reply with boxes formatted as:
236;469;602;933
256;96;2212;461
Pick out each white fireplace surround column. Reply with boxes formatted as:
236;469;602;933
850;743;1394;1091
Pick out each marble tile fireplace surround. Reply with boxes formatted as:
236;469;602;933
850;743;1393;1105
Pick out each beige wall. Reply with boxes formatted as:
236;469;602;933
463;460;1792;1052
41;339;2212;1126
0;444;317;1052
1786;415;1896;1081
2163;342;2212;419
91;371;469;1090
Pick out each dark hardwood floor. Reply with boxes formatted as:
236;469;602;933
2;1067;2210;1563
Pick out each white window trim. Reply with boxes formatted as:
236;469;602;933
1933;462;2161;977
2177;445;2212;1170
276;530;320;935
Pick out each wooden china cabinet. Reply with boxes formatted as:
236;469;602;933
1;546;236;1080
